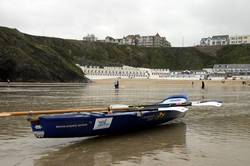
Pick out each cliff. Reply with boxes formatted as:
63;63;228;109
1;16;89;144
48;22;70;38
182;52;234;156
0;26;249;82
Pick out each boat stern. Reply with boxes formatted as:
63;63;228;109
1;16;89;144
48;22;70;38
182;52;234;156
30;119;45;138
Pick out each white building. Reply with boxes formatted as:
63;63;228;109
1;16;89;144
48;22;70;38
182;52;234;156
83;34;97;42
213;64;250;75
211;35;229;46
105;36;116;43
200;34;250;46
79;65;170;80
200;37;212;46
230;35;250;45
200;35;229;46
168;70;206;80
78;65;210;80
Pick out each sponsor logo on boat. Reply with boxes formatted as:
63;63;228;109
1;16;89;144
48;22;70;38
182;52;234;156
34;125;42;130
93;118;113;130
155;112;166;119
142;112;166;121
55;123;88;128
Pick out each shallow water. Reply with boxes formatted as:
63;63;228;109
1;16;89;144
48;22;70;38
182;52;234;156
0;80;250;166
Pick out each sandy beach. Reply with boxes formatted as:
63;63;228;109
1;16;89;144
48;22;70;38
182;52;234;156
93;79;250;87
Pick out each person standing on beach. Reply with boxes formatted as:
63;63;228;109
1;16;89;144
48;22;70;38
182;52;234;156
201;81;205;89
7;79;10;87
114;79;119;89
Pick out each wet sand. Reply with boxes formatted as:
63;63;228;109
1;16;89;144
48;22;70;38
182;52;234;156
94;79;250;87
0;80;250;166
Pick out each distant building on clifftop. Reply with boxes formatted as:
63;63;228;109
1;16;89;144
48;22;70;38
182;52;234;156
83;33;171;47
200;34;250;46
83;34;97;42
200;37;212;46
105;36;116;43
104;33;171;47
138;33;171;47
200;35;229;46
230;35;250;45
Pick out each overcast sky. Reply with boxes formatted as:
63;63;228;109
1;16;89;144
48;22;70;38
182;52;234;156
1;0;250;46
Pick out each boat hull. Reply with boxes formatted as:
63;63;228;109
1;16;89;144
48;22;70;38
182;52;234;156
30;109;187;138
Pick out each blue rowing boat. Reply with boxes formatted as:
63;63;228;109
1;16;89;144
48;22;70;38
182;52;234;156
30;95;189;138
30;106;188;138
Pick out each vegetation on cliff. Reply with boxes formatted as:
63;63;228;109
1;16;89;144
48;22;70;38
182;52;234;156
0;26;250;82
0;27;86;82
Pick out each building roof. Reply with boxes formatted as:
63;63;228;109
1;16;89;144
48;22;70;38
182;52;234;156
155;33;160;37
105;36;115;40
212;35;229;40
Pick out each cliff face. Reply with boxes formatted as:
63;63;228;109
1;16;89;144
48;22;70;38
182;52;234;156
0;26;250;82
0;27;86;82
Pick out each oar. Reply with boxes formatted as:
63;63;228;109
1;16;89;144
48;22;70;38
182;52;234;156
158;95;222;107
0;102;192;117
111;100;222;111
0;95;189;117
191;100;222;107
0;107;110;117
0;96;222;117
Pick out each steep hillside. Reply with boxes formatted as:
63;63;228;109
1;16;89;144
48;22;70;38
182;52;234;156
216;45;250;63
0;27;86;82
0;26;250;82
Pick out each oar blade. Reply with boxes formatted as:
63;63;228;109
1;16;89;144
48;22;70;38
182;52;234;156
191;101;222;107
0;112;12;117
158;107;188;113
159;95;188;104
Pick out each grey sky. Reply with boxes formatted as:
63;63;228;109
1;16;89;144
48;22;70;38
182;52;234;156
0;0;250;46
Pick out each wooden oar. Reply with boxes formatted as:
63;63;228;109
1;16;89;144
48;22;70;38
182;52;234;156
0;100;222;117
0;107;116;117
0;95;190;117
0;102;192;117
